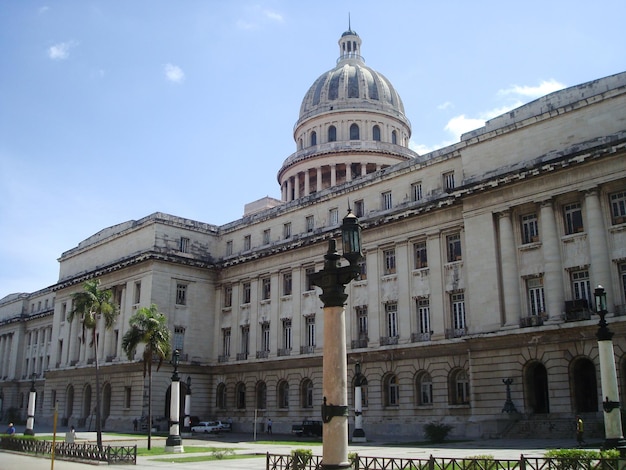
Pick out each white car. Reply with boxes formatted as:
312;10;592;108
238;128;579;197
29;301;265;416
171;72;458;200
191;421;221;433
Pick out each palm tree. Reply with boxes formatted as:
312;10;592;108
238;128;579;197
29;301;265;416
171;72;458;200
122;304;171;450
68;279;118;450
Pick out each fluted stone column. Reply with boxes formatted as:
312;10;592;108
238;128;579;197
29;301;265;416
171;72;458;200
304;169;310;196
585;189;614;308
361;163;366;176
294;173;300;199
286;178;292;202
331;165;337;186
346;164;352;182
499;211;521;326
316;167;321;193
540;199;565;320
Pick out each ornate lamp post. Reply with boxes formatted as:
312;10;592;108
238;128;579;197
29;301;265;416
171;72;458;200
182;376;192;436
501;378;518;414
593;285;625;450
352;362;366;442
311;209;363;470
165;349;184;453
24;373;37;436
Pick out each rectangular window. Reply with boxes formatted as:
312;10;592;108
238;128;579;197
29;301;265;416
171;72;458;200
241;326;250;356
261;322;270;352
175;283;187;306
382;191;392;210
329;208;339;226
610;190;626;224
222;328;231;357
357;257;367;280
306;316;316;347
447;233;462;262
174;326;185;352
354;199;365;218
356;306;368;339
305;267;315;291
226;240;233;256
242;282;251;304
282;319;292;350
527;277;546;316
521;213;539;244
134;281;141;304
283;222;292;239
383;248;396;275
224;285;232;308
282;272;292;296
411;181;423;202
564;202;584;234
263;229;271;245
571;270;591;302
243;235;251;251
179;237;190;253
413;241;428;269
385;302;398;338
451;293;466;330
124;387;131;409
417;298;430;334
262;277;271;300
306;215;314;232
443;171;455;190
61;302;67;321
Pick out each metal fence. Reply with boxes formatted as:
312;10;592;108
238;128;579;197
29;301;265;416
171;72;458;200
266;453;626;470
0;436;136;465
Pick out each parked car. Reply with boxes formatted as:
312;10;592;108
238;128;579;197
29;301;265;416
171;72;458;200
291;420;323;437
191;421;221;433
215;420;232;432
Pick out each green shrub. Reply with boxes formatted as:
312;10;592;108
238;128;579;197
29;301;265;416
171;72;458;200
463;455;496;470
291;448;313;470
211;448;234;459
544;449;619;470
423;422;453;443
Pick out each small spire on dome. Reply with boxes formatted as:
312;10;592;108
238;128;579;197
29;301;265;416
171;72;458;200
338;17;362;63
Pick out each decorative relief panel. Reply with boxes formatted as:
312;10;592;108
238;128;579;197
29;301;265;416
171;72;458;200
561;234;589;269
444;262;464;292
381;274;398;302
302;291;320;315
351;281;368;306
518;245;544;277
411;269;430;298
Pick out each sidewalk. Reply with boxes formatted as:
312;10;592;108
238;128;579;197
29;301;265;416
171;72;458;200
0;430;600;470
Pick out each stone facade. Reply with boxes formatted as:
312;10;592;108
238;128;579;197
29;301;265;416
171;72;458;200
1;29;625;439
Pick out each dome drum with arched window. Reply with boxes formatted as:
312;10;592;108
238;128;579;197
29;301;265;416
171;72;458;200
277;28;419;202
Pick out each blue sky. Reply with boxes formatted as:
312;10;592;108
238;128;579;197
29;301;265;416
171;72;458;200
1;0;624;299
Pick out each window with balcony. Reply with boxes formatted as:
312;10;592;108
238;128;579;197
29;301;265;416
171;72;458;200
385;302;398;338
413;241;428;269
527;277;545;316
446;233;462;262
282;272;292;296
282;319;292;351
571;270;591;302
383;248;396;275
521;213;539;244
417;298;430;335
175;283;187;306
173;326;185;353
610;190;626;224
564;202;584;234
261;322;270;352
451;292;466;332
222;328;231;358
262;277;271;300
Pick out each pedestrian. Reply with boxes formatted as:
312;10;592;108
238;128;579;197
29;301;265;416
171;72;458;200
267;418;272;435
576;415;585;446
6;422;15;436
133;418;138;431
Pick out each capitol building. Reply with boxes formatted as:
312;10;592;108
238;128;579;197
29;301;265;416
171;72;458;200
1;28;625;439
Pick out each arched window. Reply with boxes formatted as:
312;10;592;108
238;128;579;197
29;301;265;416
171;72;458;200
415;371;433;405
301;378;314;408
350;123;360;140
102;383;112;421
216;382;227;409
310;131;317;146
383;373;399;406
256;381;267;410
449;368;470;405
373;125;381;141
328;125;337;142
236;382;246;409
571;357;598;412
299;138;303;150
525;361;549;413
278;380;289;409
82;384;92;424
391;130;397;145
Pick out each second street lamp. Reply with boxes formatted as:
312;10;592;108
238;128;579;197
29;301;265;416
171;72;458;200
311;208;363;470
165;349;184;453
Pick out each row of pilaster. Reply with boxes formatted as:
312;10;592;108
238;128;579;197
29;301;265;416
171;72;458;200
0;332;14;379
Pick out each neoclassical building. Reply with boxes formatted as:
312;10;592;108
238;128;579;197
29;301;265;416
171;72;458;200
1;29;625;439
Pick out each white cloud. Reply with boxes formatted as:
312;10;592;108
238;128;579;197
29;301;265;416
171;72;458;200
164;63;185;83
236;6;284;29
498;79;566;98
48;41;77;60
445;115;486;140
437;101;453;110
38;6;50;14
264;10;284;22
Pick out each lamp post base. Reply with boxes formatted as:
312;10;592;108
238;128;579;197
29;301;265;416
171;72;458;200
165;435;184;453
603;437;626;453
352;428;366;442
24;429;35;436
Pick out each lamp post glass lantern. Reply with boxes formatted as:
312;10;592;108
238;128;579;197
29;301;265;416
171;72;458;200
311;208;363;469
165;349;184;452
593;285;625;450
